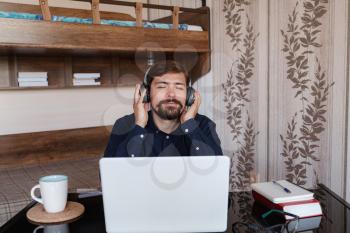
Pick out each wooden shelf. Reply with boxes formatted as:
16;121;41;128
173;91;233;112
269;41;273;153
0;18;210;54
1;54;145;90
0;1;211;90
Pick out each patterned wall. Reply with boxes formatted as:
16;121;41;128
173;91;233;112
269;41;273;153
212;0;350;201
277;0;333;187
212;0;269;192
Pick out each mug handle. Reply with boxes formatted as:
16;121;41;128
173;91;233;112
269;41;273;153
33;225;44;233
30;184;43;204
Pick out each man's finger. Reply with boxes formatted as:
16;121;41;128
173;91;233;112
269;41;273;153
134;84;141;104
138;86;147;104
190;91;200;108
195;91;201;106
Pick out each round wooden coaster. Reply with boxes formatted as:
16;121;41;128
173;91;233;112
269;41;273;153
26;201;85;225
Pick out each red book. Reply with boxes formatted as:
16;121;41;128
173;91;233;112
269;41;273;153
252;190;322;219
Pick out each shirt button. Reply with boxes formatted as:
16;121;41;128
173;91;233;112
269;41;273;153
140;134;144;139
166;135;170;139
156;130;159;134
195;147;199;151
185;129;189;133
131;154;135;157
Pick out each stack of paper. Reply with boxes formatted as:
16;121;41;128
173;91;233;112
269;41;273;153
73;73;101;86
18;72;48;87
251;180;322;219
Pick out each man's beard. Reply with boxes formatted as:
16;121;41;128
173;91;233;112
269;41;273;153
152;99;183;120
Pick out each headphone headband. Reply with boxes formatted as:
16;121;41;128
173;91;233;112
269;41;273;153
143;65;153;87
143;63;191;87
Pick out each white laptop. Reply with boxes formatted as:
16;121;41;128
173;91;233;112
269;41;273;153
99;156;230;233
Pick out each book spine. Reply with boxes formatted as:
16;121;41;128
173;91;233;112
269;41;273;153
18;82;48;87
18;77;48;82
73;82;101;86
252;191;282;210
278;199;320;207
73;79;99;83
73;73;100;79
18;72;48;78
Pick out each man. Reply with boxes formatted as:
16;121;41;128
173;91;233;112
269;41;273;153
104;61;222;157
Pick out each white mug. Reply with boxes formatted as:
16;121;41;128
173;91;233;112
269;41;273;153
31;175;68;213
33;224;69;233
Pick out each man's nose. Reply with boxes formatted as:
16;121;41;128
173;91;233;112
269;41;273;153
167;86;176;98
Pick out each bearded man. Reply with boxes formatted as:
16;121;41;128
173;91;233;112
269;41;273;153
104;61;223;157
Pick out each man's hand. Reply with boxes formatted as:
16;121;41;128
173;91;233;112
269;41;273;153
180;91;201;124
134;84;148;128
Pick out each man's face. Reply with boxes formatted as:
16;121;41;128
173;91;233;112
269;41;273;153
150;72;187;120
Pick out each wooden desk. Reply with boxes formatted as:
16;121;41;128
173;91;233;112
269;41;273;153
0;184;349;233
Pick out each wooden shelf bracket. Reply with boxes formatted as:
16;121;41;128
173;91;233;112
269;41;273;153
39;0;51;21
172;6;179;30
91;0;101;24
135;2;143;27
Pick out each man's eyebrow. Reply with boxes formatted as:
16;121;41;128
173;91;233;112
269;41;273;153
154;81;185;86
154;81;168;85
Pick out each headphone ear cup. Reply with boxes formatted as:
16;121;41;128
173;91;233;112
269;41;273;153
140;84;150;103
186;87;195;106
145;90;150;103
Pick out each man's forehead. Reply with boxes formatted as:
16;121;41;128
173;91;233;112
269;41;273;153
153;72;187;84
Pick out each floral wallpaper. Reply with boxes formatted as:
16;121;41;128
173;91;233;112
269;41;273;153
217;0;345;194
222;0;259;191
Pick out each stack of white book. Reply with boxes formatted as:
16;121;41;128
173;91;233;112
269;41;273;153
251;180;322;220
18;72;48;87
73;73;101;86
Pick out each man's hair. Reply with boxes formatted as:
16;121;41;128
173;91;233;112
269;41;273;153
146;60;190;86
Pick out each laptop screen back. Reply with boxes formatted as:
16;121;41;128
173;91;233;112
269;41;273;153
100;156;230;233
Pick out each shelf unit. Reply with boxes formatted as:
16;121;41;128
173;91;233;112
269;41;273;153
0;0;211;90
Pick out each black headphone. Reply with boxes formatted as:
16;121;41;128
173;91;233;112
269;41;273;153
140;65;195;107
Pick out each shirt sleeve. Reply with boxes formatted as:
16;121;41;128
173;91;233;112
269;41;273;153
104;118;148;157
180;118;223;156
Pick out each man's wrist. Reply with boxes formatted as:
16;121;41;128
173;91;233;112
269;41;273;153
135;121;146;128
180;116;194;124
180;118;191;124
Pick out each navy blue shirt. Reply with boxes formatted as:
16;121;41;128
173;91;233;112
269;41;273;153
104;111;223;157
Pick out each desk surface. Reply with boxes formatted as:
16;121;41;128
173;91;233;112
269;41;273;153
0;184;349;233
